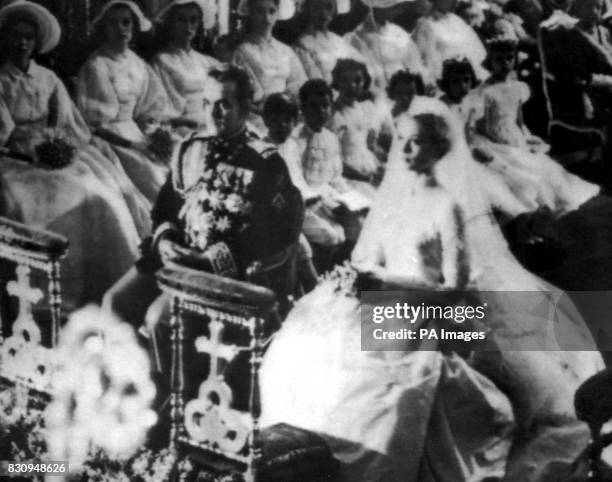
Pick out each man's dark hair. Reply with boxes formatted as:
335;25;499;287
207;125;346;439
219;66;255;108
299;78;333;107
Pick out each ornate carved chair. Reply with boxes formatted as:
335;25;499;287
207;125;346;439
537;20;606;167
0;216;68;392
155;265;339;482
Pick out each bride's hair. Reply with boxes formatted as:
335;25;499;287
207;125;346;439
413;113;452;159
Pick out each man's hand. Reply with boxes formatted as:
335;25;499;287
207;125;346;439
159;239;213;270
158;238;186;265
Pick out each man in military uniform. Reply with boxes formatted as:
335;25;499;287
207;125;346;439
104;67;302;331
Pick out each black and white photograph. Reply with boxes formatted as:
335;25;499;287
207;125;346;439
2;0;612;480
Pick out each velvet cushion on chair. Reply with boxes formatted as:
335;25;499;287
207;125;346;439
258;423;340;482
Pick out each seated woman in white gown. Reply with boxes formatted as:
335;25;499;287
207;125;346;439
261;100;604;481
293;0;365;85
413;0;488;81
346;1;431;95
0;1;145;308
151;0;222;138
77;0;170;204
231;0;307;133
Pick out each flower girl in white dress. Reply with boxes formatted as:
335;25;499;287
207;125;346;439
467;32;600;216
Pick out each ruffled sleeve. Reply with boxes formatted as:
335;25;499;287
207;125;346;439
134;62;169;125
517;81;531;104
77;56;120;129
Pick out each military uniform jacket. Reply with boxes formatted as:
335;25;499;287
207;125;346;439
138;128;303;281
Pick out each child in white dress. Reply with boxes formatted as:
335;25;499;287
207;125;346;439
438;57;549;214
470;34;600;216
330;58;392;197
296;80;366;267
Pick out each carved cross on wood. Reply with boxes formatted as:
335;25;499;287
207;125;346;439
7;265;43;344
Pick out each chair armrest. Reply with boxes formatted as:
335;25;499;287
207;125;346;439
245;244;297;280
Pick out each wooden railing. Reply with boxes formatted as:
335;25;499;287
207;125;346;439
156;265;277;482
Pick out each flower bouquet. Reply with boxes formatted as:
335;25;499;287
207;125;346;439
34;133;75;170
148;127;177;164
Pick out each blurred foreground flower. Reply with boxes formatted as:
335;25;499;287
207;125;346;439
46;306;157;467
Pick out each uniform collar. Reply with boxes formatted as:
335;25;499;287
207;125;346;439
215;127;257;150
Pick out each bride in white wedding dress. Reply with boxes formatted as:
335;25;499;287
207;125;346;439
259;99;603;481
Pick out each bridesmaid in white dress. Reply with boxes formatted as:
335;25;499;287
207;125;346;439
0;1;143;308
232;0;307;131
293;0;365;85
347;2;431;95
413;0;488;81
77;0;170;203
330;58;392;195
152;0;222;138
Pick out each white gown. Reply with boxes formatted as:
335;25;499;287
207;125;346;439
261;180;516;481
450;81;600;216
152;47;222;137
0;61;144;309
77;48;170;203
347;18;430;94
231;36;307;104
260;99;604;482
294;30;365;85
413;10;488;81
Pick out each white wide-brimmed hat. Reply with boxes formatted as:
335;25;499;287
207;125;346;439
237;0;296;20
156;0;217;30
0;0;61;54
91;0;152;32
